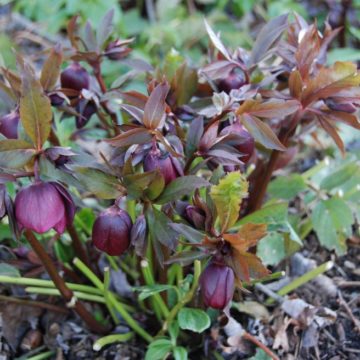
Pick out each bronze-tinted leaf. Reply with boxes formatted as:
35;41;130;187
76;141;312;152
289;70;303;100
322;110;360;130
19;64;52;150
172;63;198;106
1;68;22;95
318;115;345;155
40;44;63;91
302;62;360;106
236;99;300;119
241;114;286;151
143;82;170;129
201;61;237;80
67;15;79;49
0;140;36;168
106;128;152;147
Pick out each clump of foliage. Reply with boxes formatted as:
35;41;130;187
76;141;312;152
0;9;359;359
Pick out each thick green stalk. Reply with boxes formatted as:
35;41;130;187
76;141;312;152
160;260;201;335
141;259;170;319
73;258;153;343
93;332;134;351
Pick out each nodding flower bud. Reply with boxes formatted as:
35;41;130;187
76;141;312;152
60;62;90;93
49;93;65;107
105;40;132;61
14;181;75;234
143;149;183;185
185;205;206;230
75;99;97;128
200;262;234;309
0;111;20;139
217;70;246;94
220;121;254;163
325;98;357;114
92;206;132;256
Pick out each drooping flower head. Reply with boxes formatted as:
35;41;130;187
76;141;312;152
92;205;132;256
14;181;75;234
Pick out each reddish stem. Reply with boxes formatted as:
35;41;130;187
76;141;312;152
93;62;119;135
24;230;109;334
67;224;91;269
246;111;303;213
243;332;279;360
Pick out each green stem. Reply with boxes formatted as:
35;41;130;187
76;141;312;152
25;351;55;360
266;261;334;305
160;260;201;335
0;275;102;296
141;259;170;319
25;287;106;304
93;332;134;351
73;258;153;343
244;271;285;288
104;266;120;324
106;255;120;271
301;157;330;180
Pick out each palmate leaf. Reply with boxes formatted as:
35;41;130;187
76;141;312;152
210;172;248;233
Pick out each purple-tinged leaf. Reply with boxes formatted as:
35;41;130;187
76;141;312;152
199;121;219;152
204;19;231;60
321;110;360;130
170;222;205;243
146;206;178;250
165;251;208;266
241;114;286;151
317;116;345;155
40;44;63;91
143;82;170;129
201;61;237;80
186;116;204;156
106;128;152;147
249;14;288;65
84;21;97;51
120;104;144;124
96;9;114;48
156;175;210;204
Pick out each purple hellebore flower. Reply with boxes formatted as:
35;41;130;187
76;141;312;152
220;121;255;164
0;111;20;139
60;62;90;92
14;181;75;234
92;205;132;256
185;205;206;230
200;262;235;309
143;149;183;185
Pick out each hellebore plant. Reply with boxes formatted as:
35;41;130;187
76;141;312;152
0;9;359;358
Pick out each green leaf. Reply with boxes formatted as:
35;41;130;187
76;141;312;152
20;63;52;149
320;162;358;191
133;284;175;301
249;348;272;360
210;172;248;233
74;167;123;199
156;176;210;204
257;232;286;266
268;174;307;200
145;339;172;360
235;202;288;231
312;197;354;255
0;263;20;277
178;308;211;333
173;346;188;360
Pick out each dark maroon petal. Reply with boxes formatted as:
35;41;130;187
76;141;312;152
50;182;76;227
92;206;132;256
14;182;66;234
60;62;90;92
200;262;234;309
0;111;20;139
218;70;246;93
220;121;255;163
75;100;97;128
185;205;206;230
